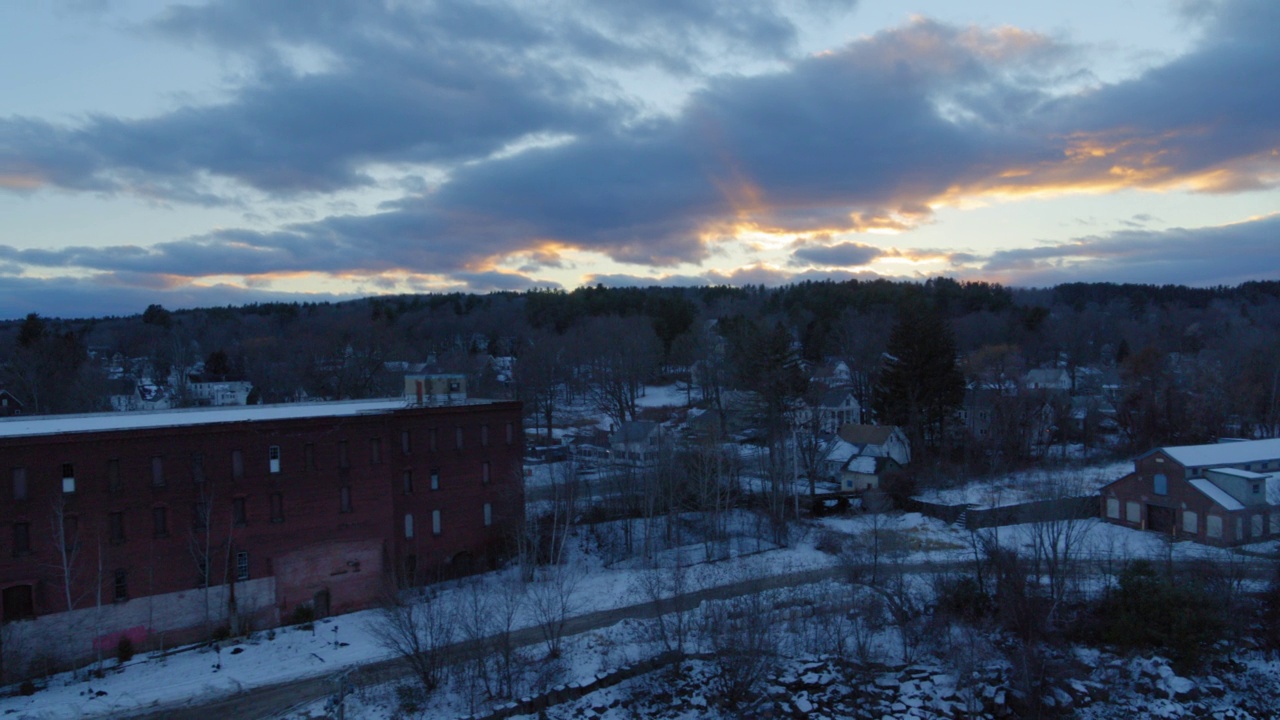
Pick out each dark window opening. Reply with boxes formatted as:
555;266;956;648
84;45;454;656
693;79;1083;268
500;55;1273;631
113;569;128;602
151;456;165;487
481;424;489;447
506;422;514;445
270;492;284;523
152;506;168;538
429;428;438;452
339;441;350;469
455;427;464;450
107;458;121;494
232;497;247;527
11;467;27;501
305;443;316;471
231;449;244;480
109;511;125;545
482;461;491;484
339;485;352;513
192;453;205;484
403;470;413;494
12;522;31;556
401;430;411;455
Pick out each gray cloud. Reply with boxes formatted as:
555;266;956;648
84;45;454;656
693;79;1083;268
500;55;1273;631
981;214;1280;286
791;241;884;267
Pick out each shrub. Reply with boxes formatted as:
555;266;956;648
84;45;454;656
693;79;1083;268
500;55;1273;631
1097;560;1225;672
116;636;135;664
19;680;36;696
290;604;316;626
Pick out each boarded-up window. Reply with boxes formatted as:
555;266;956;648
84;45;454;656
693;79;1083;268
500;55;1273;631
192;454;205;483
1153;474;1167;495
484;502;492;527
403;470;413;494
431;470;440;491
231;449;244;480
12;522;31;556
1125;501;1141;524
404;513;414;539
1183;510;1197;534
370;438;382;465
152;506;168;537
1207;514;1224;539
482;461;490;484
432;509;441;536
455;427;464;450
107;458;121;494
481;425;490;447
339;485;352;513
1106;497;1120;519
109;512;125;544
506;422;514;445
151;456;165;487
339;441;349;469
1253;514;1265;538
1237;517;1244;541
401;430;411;455
232;497;247;526
430;428;438;452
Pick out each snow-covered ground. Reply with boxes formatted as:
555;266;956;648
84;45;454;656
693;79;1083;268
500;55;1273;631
914;460;1134;508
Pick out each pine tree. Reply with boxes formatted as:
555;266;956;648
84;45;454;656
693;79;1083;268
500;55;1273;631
872;300;964;452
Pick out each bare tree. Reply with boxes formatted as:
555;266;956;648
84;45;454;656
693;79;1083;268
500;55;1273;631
701;589;780;715
1019;471;1096;621
368;587;454;697
526;562;584;659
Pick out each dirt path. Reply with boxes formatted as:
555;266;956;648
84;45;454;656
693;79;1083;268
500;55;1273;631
118;565;847;720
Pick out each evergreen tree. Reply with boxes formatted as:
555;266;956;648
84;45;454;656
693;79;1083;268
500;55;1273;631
872;300;964;452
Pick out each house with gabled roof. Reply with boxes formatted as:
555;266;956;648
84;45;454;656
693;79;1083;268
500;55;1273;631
611;420;664;467
0;390;21;417
821;424;910;492
1100;438;1280;546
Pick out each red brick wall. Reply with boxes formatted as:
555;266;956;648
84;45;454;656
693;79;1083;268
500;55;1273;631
0;401;523;625
1102;451;1234;545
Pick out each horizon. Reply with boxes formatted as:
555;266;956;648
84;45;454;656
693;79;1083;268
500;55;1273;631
3;0;1279;319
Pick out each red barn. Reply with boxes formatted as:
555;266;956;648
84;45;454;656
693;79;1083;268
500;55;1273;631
1100;438;1280;546
0;393;522;680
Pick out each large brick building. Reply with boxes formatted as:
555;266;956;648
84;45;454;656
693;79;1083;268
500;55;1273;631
0;387;522;680
1100;438;1280;546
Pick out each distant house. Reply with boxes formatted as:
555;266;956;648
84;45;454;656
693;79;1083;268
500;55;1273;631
812;388;862;434
822;424;910;492
1023;368;1071;392
611;421;664;467
1100;438;1280;546
186;373;254;407
0;390;21;417
110;380;173;412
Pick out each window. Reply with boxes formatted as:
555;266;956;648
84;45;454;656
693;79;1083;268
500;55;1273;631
339;441;350;469
455;427;464;450
1207;514;1224;538
270;492;284;523
401;430;412;455
1125;501;1140;524
429;428;438;452
61;463;75;493
483;502;492;527
152;506;168;538
1254;483;1262;496
236;551;250;581
1183;510;1198;534
339;485;352;513
1253;514;1264;538
109;511;125;544
404;513;415;539
107;458;121;494
151;456;165;487
113;569;128;603
305;443;316;470
193;501;209;530
192;454;205;484
1236;517;1244;541
482;461;491;484
269;445;281;474
402;470;413;494
1106;497;1120;519
11;467;26;501
506;422;514;445
1153;474;1167;495
232;497;247;527
481;425;489;447
231;449;244;480
431;470;440;491
12;522;31;556
431;509;441;536
370;438;382;465
61;514;79;551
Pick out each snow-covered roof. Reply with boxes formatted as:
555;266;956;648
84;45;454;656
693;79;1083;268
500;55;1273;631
847;456;877;474
1159;438;1280;469
0;397;489;440
1189;479;1246;511
824;439;858;465
1206;467;1269;480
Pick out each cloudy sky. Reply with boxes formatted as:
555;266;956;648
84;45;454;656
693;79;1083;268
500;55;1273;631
2;0;1278;318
